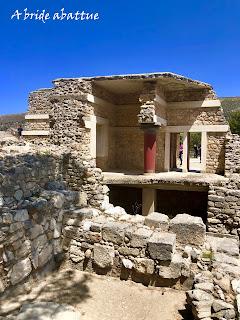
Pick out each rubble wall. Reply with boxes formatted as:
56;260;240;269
25;89;52;136
225;134;240;176
0;152;76;294
206;133;225;174
167;107;227;126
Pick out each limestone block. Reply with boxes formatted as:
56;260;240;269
93;243;114;269
144;212;169;231
10;257;32;285
52;193;65;209
212;299;234;313
195;282;214;293
118;247;140;257
158;253;182;279
169;214;206;246
69;245;85;263
30;224;44;240
102;222;129;245
32;234;48;253
38;245;53;268
206;235;239;257
14;189;23;201
71;207;100;220
14;209;29;222
147;232;176;261
76;191;88;207
130;228;153;248
134;258;155;274
122;258;134;269
191;300;212;319
231;279;240;294
187;289;214;302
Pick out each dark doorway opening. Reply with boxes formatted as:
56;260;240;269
108;186;142;215
156;189;208;223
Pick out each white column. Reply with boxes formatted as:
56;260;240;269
201;131;207;173
164;132;171;172
182;131;189;173
142;188;156;216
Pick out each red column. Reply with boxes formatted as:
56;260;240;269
144;128;157;174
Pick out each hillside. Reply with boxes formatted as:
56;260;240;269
220;97;240;120
0;113;26;131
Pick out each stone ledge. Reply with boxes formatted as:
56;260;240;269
22;130;50;136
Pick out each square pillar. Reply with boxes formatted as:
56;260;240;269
142;188;156;216
201;131;207;173
164;132;170;172
182;131;189;173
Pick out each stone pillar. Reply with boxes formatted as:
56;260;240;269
201;131;207;173
182;131;189;173
142;188;156;215
164;132;171;172
144;128;157;174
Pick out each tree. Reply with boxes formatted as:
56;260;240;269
229;110;240;135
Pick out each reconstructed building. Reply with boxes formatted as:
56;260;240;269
23;72;232;219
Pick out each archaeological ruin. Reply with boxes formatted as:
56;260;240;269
1;72;240;319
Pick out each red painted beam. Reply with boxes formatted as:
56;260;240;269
144;128;157;174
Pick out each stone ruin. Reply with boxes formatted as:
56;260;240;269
0;72;240;319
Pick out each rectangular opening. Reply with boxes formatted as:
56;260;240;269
156;189;208;222
108;185;142;215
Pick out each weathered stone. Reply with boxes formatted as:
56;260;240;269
30;224;44;240
144;212;169;231
169;214;206;246
212;299;234;313
52;193;65;209
231;279;240;294
130;228;153;248
207;235;239;257
69;245;85;263
158;253;182;279
134;258;155;274
147;232;175;261
195;282;214;293
122;258;134;269
38;245;52;268
213;252;240;266
93;243;114;269
187;289;214;302
14;209;29;222
118;246;139;257
102;222;129;245
10;257;32;285
14;189;23;201
192;300;212;319
32;234;48;252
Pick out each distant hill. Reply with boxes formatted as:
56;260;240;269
0;113;26;131
220;97;240;120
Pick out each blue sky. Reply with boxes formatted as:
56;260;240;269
1;0;240;114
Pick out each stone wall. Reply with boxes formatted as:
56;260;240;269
0;151;77;294
61;209;239;319
25;89;52;134
206;133;225;174
62;211;205;286
167;107;227;126
207;176;240;236
225;134;240;176
165;88;216;102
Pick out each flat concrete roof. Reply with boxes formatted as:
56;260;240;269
103;171;227;191
53;72;213;95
